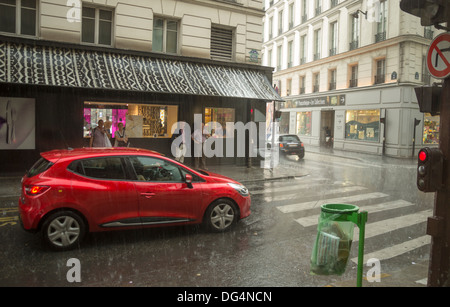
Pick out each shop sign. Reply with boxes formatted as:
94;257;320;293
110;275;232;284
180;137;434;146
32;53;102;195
249;49;259;63
281;94;345;109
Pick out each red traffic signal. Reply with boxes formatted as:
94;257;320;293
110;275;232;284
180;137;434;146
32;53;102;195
417;147;444;192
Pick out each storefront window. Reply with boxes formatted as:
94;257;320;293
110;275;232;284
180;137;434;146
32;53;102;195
345;109;380;142
296;112;311;136
279;112;289;134
204;107;235;138
83;102;178;139
423;113;439;144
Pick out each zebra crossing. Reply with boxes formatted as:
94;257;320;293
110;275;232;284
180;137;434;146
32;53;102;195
248;177;430;285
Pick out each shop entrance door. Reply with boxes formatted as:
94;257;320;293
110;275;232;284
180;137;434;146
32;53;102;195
320;110;334;147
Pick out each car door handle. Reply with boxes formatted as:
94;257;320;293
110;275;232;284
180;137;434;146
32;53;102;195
141;192;156;198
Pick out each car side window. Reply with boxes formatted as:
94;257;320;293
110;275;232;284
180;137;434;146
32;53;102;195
69;157;126;180
178;166;202;182
129;156;183;182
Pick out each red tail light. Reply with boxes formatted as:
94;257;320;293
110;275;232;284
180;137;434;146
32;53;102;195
25;185;50;196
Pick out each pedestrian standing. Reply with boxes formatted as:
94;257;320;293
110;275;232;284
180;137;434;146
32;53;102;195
114;122;128;147
175;128;187;163
192;122;210;169
90;119;110;147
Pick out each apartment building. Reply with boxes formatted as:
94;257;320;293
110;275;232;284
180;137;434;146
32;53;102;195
0;0;281;172
262;0;440;157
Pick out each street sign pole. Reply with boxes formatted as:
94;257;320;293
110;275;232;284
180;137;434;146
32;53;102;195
427;78;450;286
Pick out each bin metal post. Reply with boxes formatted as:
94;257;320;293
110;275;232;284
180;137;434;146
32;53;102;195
346;211;368;287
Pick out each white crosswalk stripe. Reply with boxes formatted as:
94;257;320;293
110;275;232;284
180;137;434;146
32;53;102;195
265;185;369;202
295;199;416;227
353;210;432;242
276;191;387;213
351;235;431;264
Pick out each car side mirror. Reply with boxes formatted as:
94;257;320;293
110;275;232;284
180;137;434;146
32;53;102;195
185;174;193;188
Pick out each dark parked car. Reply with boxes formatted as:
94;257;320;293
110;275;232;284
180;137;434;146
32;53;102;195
19;148;251;250
268;134;305;159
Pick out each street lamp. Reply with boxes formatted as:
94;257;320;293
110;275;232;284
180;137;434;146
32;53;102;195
352;9;367;19
400;0;450;27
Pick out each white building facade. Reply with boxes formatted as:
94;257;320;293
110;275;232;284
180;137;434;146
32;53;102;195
262;0;440;157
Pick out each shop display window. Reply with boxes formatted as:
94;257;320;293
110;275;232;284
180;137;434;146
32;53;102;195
296;112;311;136
83;102;178;139
423;113;439;144
204;108;235;138
345;109;380;142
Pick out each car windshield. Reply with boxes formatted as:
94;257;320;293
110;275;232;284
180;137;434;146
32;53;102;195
279;135;300;143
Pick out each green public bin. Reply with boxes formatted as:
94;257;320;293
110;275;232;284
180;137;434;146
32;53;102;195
310;204;359;276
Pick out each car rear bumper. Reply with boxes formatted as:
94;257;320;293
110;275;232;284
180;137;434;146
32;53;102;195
18;197;40;231
281;147;305;155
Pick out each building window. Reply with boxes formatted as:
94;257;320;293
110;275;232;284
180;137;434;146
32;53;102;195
313;73;320;92
287;78;292;96
300;35;307;64
375;58;386;84
424;26;434;39
153;18;178;54
278;10;283;35
349;14;359;50
296;112;311;136
288;40;293;68
375;0;387;43
277;45;282;71
422;56;431;85
329;21;338;56
83;102;178;139
345;109;380;142
349;64;358;87
299;76;305;94
423;113;439;144
211;26;233;61
268;49;273;68
315;0;322;16
268;16;273;39
329;69;336;90
302;0;308;23
288;2;294;29
0;0;37;36
204;108;235;138
82;6;113;46
314;29;321;60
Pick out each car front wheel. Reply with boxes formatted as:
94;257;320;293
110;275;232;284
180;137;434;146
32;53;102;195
42;211;86;251
204;199;238;232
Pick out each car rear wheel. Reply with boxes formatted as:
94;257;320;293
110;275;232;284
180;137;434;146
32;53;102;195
204;199;238;232
42;211;86;251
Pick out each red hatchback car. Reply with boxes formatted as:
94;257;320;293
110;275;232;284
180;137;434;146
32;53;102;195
19;148;251;250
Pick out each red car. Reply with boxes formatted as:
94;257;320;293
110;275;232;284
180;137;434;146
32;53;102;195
19;148;251;250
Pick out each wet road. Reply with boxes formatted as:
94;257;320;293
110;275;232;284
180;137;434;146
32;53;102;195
0;151;433;287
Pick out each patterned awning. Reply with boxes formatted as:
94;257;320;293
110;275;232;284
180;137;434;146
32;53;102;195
0;40;282;101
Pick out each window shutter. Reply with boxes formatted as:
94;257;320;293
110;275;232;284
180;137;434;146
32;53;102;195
211;27;233;61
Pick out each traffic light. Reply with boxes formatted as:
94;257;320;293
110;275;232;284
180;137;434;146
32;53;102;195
417;147;444;192
414;86;441;116
400;0;450;26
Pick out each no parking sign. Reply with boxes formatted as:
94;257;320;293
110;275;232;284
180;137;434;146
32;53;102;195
427;32;450;79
